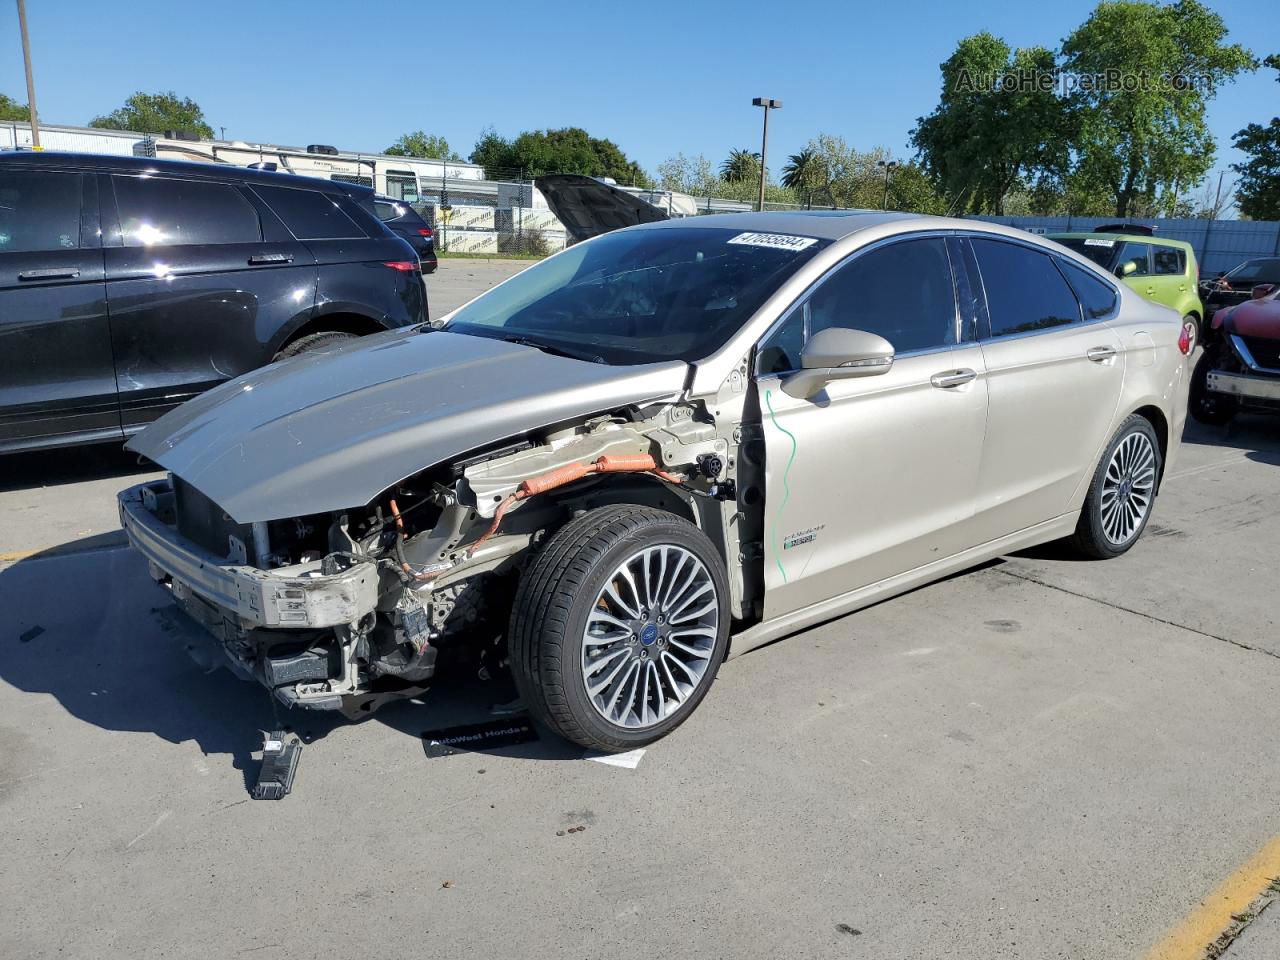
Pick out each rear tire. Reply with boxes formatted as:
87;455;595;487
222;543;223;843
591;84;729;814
273;330;359;361
1069;414;1162;559
509;505;730;752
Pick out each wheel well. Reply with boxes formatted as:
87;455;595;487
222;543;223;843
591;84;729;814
1133;404;1170;485
282;312;386;347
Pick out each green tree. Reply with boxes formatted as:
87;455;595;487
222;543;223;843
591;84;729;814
469;126;649;185
911;33;1072;215
385;131;462;161
89;91;214;138
1231;54;1280;220
720;148;761;184
0;93;30;121
781;148;827;204
1062;0;1255;218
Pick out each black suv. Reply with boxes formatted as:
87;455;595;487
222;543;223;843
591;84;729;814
367;196;437;273
0;152;426;453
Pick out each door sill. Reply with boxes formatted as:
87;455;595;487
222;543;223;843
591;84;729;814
729;513;1077;658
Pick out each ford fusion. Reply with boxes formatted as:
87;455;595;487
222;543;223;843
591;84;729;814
120;212;1190;752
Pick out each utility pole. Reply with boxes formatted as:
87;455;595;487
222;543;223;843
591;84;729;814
752;98;781;212
16;0;41;149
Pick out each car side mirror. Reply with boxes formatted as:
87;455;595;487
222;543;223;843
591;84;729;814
781;327;895;399
1117;260;1139;277
1251;283;1275;300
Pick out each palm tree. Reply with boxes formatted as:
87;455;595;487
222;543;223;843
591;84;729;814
782;148;826;208
721;149;761;184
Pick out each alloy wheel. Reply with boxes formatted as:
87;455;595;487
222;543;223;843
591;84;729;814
1100;431;1157;545
580;544;720;729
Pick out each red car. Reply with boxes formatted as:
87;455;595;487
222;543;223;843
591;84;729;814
1191;283;1280;424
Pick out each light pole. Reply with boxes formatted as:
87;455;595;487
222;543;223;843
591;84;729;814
877;159;898;210
752;97;781;212
15;0;41;149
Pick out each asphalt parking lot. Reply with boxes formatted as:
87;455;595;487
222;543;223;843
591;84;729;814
2;258;1279;960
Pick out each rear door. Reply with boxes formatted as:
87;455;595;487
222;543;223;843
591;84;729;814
102;173;317;431
1149;243;1190;314
0;166;120;451
966;236;1125;537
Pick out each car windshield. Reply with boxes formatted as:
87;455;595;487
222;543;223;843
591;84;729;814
1052;237;1117;269
444;226;830;364
1225;258;1280;284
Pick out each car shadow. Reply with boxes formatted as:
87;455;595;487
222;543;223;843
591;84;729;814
0;441;156;494
0;534;585;796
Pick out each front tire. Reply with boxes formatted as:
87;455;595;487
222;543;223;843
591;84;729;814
1189;347;1238;426
1069;415;1162;559
509;505;730;752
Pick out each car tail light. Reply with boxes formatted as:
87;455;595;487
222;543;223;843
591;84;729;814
384;260;419;273
417;228;433;238
1177;324;1192;355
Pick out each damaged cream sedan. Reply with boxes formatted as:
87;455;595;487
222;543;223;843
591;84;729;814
119;212;1189;751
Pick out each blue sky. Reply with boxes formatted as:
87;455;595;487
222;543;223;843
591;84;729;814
2;0;1276;201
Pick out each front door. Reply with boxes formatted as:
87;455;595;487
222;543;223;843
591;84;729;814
753;236;989;620
0;167;119;452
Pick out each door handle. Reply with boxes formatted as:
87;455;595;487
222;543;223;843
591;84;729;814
930;368;977;388
1087;346;1117;362
248;253;293;265
18;267;80;281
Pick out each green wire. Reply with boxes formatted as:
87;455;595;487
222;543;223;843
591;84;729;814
763;388;797;585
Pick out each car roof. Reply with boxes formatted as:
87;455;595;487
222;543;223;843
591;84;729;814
632;210;1062;243
0;150;371;196
1048;231;1192;249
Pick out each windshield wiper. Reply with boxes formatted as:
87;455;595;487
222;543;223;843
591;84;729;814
499;335;607;364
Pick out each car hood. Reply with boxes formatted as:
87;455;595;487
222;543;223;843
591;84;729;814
126;329;688;523
535;174;669;242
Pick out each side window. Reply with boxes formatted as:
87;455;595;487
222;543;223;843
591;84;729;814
1152;246;1184;276
372;200;401;223
252;185;364;240
112;176;261;246
808;238;957;352
971;238;1081;336
0;170;82;253
1115;242;1151;277
385;171;418;202
756;238;958;373
1060;260;1119;320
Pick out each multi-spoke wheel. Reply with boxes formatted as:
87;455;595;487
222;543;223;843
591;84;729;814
509;505;729;751
1070;415;1163;559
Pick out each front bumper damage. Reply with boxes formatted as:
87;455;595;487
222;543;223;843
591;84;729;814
119;481;387;711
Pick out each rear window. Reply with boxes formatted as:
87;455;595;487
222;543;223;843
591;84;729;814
0;169;82;253
1059;260;1118;320
1052;237;1115;269
253;185;364;240
971;238;1081;337
112;175;261;246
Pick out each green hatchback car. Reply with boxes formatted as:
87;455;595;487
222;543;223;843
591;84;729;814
1049;228;1204;349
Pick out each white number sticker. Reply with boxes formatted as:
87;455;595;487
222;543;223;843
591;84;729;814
1083;238;1116;247
727;232;818;252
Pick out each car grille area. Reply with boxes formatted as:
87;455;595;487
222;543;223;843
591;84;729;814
172;477;254;563
1240;336;1280;371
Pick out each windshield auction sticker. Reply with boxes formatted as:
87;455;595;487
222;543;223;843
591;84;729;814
727;232;818;252
1083;238;1116;247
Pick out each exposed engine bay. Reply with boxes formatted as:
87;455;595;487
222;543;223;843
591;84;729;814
121;392;762;717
